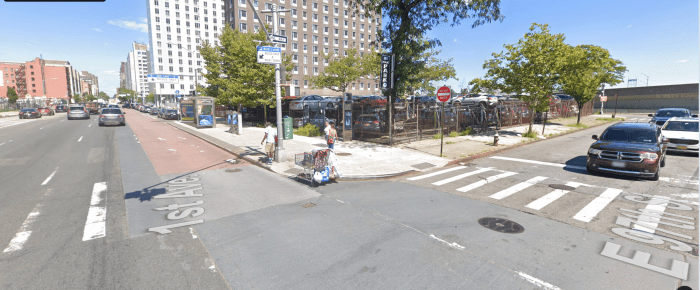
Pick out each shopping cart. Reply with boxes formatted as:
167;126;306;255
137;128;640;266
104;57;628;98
294;149;332;187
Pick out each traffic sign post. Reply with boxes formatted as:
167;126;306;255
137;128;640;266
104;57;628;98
600;95;607;115
437;86;451;157
257;46;282;64
268;34;288;44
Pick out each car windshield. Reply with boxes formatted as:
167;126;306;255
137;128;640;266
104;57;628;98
70;107;84;111
20;109;34;112
601;128;657;143
663;121;699;132
358;116;378;122
102;109;122;114
656;110;688;117
167;110;177;113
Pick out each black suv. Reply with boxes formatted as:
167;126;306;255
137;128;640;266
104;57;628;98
55;105;67;113
587;122;668;181
649;108;696;127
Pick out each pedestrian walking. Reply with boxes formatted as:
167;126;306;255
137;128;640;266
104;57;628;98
260;122;277;164
324;121;331;139
326;122;337;150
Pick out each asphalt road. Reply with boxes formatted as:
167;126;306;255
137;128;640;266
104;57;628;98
1;110;697;290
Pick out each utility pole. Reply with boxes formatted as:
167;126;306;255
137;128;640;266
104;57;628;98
641;73;649;87
261;3;290;163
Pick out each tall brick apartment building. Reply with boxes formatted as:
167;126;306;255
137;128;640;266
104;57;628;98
0;57;84;101
224;0;381;96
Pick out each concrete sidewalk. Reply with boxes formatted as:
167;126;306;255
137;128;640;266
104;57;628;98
167;113;627;179
0;111;18;118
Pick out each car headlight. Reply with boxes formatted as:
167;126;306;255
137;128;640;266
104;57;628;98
641;152;658;160
588;148;602;155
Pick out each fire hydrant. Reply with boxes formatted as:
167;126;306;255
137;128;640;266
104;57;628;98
493;132;499;146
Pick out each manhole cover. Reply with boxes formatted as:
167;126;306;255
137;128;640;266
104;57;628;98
225;169;242;173
549;184;576;191
411;162;435;170
301;202;316;208
336;153;351;156
478;217;524;234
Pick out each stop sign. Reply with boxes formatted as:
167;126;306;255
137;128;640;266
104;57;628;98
437;86;451;102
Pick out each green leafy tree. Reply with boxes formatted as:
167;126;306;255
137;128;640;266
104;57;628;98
403;48;457;96
560;44;626;124
6;87;18;105
145;92;155;104
471;23;568;134
363;0;503;103
98;91;109;101
73;94;81;104
117;88;136;102
199;26;293;123
307;47;377;96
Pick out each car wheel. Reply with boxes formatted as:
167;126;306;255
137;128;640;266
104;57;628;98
586;165;598;176
98;122;103;127
660;155;666;167
651;167;660;181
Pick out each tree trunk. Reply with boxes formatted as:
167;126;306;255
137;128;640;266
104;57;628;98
263;104;267;124
576;101;582;124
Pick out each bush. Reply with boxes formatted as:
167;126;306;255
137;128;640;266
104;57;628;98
294;123;322;137
449;131;459;137
522;131;538;138
566;123;589;129
432;133;443;139
460;127;474;136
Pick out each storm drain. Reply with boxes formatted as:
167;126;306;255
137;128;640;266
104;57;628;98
336;153;352;156
225;169;242;173
478;217;524;234
301;202;316;208
549;184;576;191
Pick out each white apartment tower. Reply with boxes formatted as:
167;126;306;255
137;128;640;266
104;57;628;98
146;0;224;98
125;42;151;99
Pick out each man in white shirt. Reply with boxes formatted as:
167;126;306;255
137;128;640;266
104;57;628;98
324;121;331;138
260;122;277;164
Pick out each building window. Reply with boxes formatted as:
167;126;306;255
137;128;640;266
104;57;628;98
239;9;246;20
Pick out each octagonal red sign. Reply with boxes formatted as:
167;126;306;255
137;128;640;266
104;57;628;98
437;86;451;102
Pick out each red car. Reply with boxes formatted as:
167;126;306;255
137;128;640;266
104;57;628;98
358;95;387;107
37;107;55;116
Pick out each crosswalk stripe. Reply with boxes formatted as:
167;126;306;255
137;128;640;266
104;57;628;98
572;188;623;222
489;176;548;200
407;166;466;181
83;182;107;241
456;171;518;192
431;168;492;186
526;182;586;210
630;196;670;238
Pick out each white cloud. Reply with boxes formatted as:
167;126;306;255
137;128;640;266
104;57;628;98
675;59;689;63
103;70;119;75
108;19;148;33
92;28;102;32
625;25;632;28
453;38;458;43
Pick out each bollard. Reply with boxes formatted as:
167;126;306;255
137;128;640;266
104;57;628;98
493;132;499;146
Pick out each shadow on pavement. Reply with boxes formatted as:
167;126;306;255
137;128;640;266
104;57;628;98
124;160;231;202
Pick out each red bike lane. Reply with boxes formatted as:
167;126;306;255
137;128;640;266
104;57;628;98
126;111;248;176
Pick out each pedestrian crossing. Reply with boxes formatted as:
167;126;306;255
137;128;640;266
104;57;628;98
0;118;35;129
405;166;628;223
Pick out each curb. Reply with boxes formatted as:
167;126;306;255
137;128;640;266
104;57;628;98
444;119;622;167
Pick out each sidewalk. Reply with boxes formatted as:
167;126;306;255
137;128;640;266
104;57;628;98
168;113;625;179
0;111;18;118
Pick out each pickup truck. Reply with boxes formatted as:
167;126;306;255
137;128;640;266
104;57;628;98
85;102;100;114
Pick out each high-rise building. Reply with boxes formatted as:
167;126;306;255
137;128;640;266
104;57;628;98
0;57;81;101
224;0;381;96
120;62;127;89
80;71;100;96
145;0;224;99
125;42;150;99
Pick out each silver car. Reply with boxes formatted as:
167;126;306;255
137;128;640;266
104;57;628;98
67;106;89;120
98;108;126;126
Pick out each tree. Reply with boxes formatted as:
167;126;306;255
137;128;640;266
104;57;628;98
98;91;109;101
471;23;568;135
560;44;626;124
73;95;81;104
118;88;136;102
363;0;503;103
199;26;293;122
6;87;18;105
402;48;457;96
307;47;376;96
145;92;155;104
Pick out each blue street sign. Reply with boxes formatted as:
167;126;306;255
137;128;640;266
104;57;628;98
175;90;180;94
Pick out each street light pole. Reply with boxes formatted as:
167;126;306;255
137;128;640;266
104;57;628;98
641;73;649;87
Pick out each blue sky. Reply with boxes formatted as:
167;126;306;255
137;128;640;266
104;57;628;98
0;0;697;95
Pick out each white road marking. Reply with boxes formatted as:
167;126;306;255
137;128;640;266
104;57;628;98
526;182;587;210
431;168;492;186
78;136;83;142
88;124;92;128
489;176;549;200
629;196;670;238
572;188;623;222
407;166;466;181
60;120;65;122
517;272;562;290
178;137;186;140
40;127;43;130
41;167;59;185
158;137;166;141
0;142;5;146
429;234;465;250
83;182;107;241
490;156;586;170
3;189;51;253
456;171;518;192
168;149;177;151
189;227;198;239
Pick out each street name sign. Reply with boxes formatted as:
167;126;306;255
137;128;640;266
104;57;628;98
147;74;179;84
257;46;282;64
380;54;393;90
268;34;288;44
600;95;608;102
437;86;451;102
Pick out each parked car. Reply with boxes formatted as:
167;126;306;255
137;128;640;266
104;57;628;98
149;107;159;115
660;117;699;153
554;94;574;101
358;95;387;107
98;108;126;126
289;95;336;110
67;105;90;120
354;113;386;133
37;107;55;116
587;122;667;181
649;108;696;127
163;109;180;120
55;105;67;113
457;94;499;109
19;108;41;119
